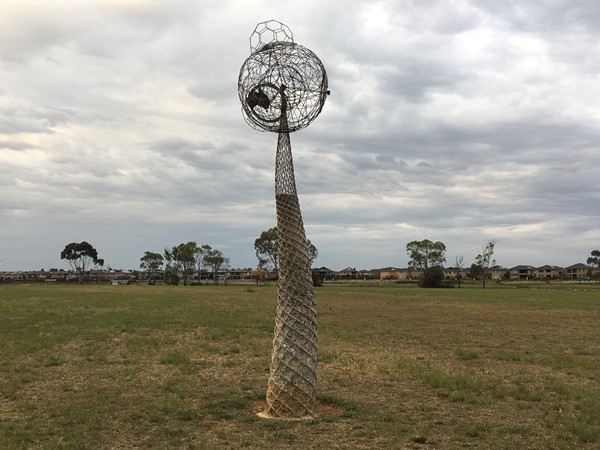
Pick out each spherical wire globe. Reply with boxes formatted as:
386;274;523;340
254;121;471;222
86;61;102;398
238;41;328;133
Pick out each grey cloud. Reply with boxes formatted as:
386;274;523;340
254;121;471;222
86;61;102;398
475;1;600;35
0;104;63;134
0;140;34;151
149;137;248;171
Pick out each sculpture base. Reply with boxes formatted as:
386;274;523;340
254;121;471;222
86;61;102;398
256;411;314;421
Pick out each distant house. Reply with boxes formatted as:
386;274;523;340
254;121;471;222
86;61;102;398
227;268;248;280
314;267;335;280
378;267;402;280
372;267;422;281
565;263;592;280
110;269;131;284
247;268;266;278
534;265;564;279
489;265;509;280
399;268;422;280
337;267;359;279
509;265;536;280
443;267;461;281
45;270;68;282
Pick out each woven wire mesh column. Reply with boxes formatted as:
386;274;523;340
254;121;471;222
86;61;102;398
266;129;318;418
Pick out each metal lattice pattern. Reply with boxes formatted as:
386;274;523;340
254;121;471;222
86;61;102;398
238;41;328;133
266;131;318;418
249;20;294;54
238;20;327;419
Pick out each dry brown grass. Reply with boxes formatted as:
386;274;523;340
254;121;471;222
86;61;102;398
1;283;599;449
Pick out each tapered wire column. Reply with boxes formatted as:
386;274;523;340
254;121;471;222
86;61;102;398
266;126;318;417
238;20;328;418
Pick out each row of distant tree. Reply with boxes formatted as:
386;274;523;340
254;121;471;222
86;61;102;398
58;240;228;285
140;243;228;286
59;237;599;288
405;239;498;288
58;227;313;286
405;240;600;288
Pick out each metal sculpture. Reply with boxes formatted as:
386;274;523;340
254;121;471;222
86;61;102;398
238;20;328;418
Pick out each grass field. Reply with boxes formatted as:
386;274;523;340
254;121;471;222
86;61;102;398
1;283;599;449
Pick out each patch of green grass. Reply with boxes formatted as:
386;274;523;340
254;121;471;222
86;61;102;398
459;422;491;438
198;342;221;354
160;351;190;365
497;424;530;436
569;423;600;444
580;395;600;421
316;393;359;408
455;348;478;360
512;382;543;402
204;396;251;420
127;335;171;350
45;356;64;367
338;354;363;368
396;357;484;395
544;355;598;372
1;422;45;450
493;350;535;364
1;374;34;399
373;413;429;441
158;397;199;422
548;379;580;399
318;352;335;363
162;378;187;399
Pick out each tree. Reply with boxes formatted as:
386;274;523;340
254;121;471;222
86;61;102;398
406;239;446;288
420;266;444;289
254;227;318;274
140;251;164;285
587;250;600;268
201;245;229;285
588;250;600;279
94;258;104;284
475;240;496;289
469;263;484;281
455;255;464;288
307;241;318;267
254;228;278;272
164;242;198;286
60;241;100;283
162;249;179;285
194;245;215;284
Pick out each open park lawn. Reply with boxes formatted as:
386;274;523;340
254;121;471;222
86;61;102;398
1;283;599;449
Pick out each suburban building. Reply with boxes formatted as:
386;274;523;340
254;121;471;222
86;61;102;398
509;265;536;280
565;263;593;279
534;265;564;279
377;267;402;280
314;267;336;280
336;267;359;279
443;267;461;281
488;265;508;280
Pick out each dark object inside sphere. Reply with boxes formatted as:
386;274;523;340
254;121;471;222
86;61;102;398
247;88;271;110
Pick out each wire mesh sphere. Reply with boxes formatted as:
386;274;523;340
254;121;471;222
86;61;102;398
239;31;328;133
250;20;294;53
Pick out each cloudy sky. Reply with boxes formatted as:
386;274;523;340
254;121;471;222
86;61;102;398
1;0;599;272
